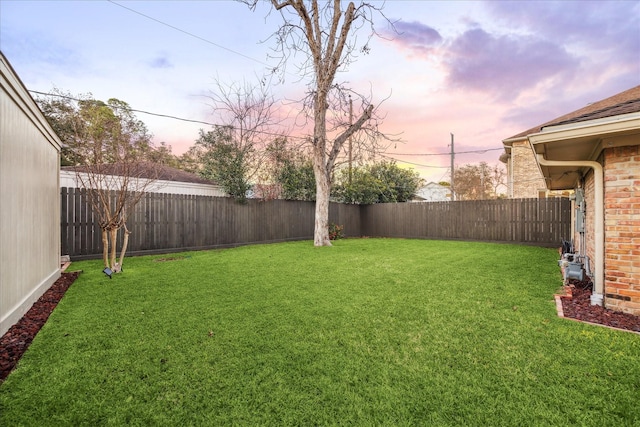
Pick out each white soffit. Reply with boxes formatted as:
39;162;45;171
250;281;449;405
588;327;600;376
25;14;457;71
529;113;640;190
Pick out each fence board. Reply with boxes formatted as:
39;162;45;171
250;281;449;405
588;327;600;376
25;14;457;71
361;198;570;246
60;189;570;259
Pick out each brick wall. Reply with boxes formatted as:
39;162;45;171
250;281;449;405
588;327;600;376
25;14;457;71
511;140;547;198
603;145;640;315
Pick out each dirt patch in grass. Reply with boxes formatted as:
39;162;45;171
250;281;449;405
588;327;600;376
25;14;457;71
154;256;186;262
0;271;80;383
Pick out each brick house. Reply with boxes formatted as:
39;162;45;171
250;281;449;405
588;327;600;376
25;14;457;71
500;137;547;198
503;85;640;315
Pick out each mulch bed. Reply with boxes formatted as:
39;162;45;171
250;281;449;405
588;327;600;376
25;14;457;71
559;279;640;333
1;272;639;383
0;271;80;382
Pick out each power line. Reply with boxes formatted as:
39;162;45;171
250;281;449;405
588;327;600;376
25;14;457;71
107;1;272;69
29;90;296;140
31;90;500;169
379;153;448;169
390;147;504;156
76;2;502;169
30;90;217;126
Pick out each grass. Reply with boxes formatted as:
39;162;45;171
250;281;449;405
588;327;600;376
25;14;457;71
1;238;639;426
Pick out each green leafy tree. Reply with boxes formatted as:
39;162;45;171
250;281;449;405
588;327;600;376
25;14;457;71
148;141;180;168
267;138;316;201
333;167;381;205
278;158;316;201
334;161;423;204
175;145;205;174
37;90;83;166
197;126;253;202
369;161;423;203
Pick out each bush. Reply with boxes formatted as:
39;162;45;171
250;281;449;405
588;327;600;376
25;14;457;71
328;223;344;240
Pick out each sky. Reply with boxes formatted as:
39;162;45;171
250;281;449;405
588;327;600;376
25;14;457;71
1;0;639;183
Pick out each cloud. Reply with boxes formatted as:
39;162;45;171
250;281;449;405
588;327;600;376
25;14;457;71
443;28;579;100
385;1;637;104
149;55;173;69
504;74;640;133
484;1;640;72
387;20;443;55
477;0;640;129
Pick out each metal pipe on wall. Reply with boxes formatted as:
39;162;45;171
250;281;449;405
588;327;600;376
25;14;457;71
536;154;604;305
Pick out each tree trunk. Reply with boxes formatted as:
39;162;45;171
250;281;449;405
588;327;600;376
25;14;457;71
312;148;332;246
102;228;109;268
118;226;131;268
109;228;118;269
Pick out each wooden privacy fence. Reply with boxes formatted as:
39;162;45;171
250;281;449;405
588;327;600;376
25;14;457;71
60;188;360;259
61;188;571;259
362;198;572;245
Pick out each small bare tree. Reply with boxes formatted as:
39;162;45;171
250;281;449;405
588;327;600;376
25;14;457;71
71;161;158;273
39;91;159;272
246;0;394;246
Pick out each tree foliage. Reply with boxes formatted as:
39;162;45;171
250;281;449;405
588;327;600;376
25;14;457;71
267;138;316;201
333;161;423;204
147;141;180;168
277;157;316;201
453;162;505;200
37;90;159;271
175;145;206;174
196;127;253;203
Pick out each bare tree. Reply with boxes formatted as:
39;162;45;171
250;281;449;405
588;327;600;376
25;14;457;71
198;77;283;201
246;0;394;246
453;162;505;200
489;163;507;197
38;91;159;272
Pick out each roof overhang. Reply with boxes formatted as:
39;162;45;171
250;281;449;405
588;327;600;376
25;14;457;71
528;112;640;190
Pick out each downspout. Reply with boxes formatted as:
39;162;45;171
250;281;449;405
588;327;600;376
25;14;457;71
536;154;604;306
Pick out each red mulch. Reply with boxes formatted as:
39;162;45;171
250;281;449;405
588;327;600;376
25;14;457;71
0;271;80;383
560;279;640;333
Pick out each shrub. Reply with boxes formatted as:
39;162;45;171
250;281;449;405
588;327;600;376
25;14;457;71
328;223;344;240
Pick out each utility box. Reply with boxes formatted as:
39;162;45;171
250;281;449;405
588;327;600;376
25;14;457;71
565;261;585;281
575;210;585;232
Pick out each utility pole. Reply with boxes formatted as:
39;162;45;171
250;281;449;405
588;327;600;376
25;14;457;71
449;133;455;201
480;162;486;199
348;95;353;186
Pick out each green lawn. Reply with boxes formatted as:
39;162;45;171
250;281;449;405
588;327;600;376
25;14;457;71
1;239;639;426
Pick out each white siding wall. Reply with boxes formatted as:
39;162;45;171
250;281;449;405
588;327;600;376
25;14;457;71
60;170;226;197
1;54;62;336
412;183;451;202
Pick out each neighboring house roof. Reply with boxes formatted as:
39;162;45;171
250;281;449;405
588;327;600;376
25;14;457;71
61;163;225;197
412;182;450;202
505;85;640;142
62;163;216;186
